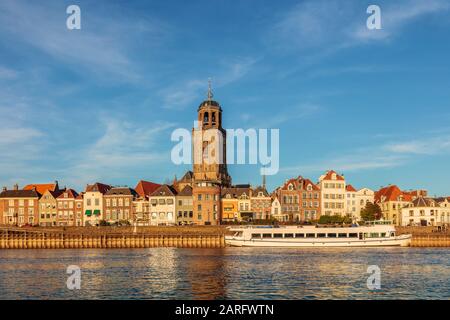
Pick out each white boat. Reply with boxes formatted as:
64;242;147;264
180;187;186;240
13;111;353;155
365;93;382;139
225;221;412;247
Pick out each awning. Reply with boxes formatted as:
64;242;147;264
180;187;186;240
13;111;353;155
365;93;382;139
85;210;92;216
93;210;101;216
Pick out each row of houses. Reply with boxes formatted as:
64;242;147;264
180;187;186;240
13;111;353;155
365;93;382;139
1;170;449;227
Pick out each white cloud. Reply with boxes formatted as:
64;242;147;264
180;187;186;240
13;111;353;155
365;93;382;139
61;116;175;187
0;66;18;79
270;0;450;53
0;0;168;82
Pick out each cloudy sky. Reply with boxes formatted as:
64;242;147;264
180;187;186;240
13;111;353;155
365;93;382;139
1;0;450;195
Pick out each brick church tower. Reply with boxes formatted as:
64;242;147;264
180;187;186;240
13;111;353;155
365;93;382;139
192;82;231;225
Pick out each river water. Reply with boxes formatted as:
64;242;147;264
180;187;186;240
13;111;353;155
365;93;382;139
0;247;448;299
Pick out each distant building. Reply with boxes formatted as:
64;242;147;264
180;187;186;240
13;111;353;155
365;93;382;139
401;197;440;226
251;186;271;220
149;184;177;226
435;197;450;226
277;177;320;222
270;195;286;222
56;189;80;226
319;170;346;217
176;185;194;225
83;183;111;226
39;189;65;226
375;185;412;226
104;187;138;224
133;180;161;226
346;185;374;220
0;184;39;226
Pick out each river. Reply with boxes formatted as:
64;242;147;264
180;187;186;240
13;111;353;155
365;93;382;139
0;247;448;299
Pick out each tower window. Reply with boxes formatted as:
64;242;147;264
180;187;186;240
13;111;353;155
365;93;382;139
203;112;209;123
212;112;216;123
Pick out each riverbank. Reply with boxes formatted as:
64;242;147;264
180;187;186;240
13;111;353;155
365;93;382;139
0;226;449;248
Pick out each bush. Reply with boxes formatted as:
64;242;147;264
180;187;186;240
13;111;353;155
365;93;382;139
318;215;352;225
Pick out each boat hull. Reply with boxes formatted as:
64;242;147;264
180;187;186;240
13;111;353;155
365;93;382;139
225;234;412;247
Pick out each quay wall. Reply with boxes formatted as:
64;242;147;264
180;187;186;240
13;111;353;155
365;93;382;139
0;226;449;249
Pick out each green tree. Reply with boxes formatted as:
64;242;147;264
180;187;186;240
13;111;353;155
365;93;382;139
360;202;382;221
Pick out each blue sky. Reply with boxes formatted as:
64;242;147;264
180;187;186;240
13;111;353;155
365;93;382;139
1;0;450;195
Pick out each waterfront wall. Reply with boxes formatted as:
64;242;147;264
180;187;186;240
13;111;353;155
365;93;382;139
1;227;449;249
0;228;226;249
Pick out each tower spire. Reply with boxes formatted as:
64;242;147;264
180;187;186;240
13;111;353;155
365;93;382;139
207;78;213;101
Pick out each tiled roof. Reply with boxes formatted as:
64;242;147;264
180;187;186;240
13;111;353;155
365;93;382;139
410;197;438;207
85;183;111;194
252;186;269;197
57;189;79;199
222;186;251;198
135;180;161;198
375;185;412;203
322;170;345;181
179;171;194;182
0;189;40;198
178;185;193;196
346;184;357;192
23;183;57;194
105;187;138;197
150;184;177;197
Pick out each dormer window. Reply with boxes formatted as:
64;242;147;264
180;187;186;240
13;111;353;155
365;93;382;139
288;184;293;191
332;173;337;180
307;185;312;191
258;192;263;197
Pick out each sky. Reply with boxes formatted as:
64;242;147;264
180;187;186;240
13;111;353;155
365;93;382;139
1;0;450;196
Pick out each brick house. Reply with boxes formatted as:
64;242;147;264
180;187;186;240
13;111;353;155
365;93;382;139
0;184;40;226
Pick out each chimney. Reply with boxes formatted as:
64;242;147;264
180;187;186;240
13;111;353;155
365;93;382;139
13;184;19;191
2;186;6;192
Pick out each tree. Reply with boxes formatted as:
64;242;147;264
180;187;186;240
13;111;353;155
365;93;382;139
360;202;382;221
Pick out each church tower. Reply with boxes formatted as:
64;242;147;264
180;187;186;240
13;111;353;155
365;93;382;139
192;81;231;186
192;82;231;225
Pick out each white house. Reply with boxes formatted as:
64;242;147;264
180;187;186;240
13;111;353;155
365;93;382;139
271;196;286;221
401;197;440;226
83;183;111;226
436;197;450;226
149;184;177;226
319;170;346;216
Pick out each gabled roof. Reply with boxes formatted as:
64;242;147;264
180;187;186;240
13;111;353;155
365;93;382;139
105;187;138;197
303;178;320;191
222;186;251;198
252;186;269;197
321;170;344;181
179;171;194;182
375;185;412;203
85;182;111;194
178;185;193;196
410;197;438;208
135;180;161;198
346;184;357;192
23;183;58;195
57;189;79;199
150;184;177;197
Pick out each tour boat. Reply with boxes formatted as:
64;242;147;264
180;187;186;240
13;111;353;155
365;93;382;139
225;221;412;247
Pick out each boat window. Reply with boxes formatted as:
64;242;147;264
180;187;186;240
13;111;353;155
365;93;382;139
306;233;315;238
262;233;272;238
370;233;379;238
381;233;386;237
317;233;326;238
273;233;283;238
338;233;347;238
390;232;395;237
251;234;261;239
327;233;337;238
349;233;358;238
295;233;304;238
284;233;294;238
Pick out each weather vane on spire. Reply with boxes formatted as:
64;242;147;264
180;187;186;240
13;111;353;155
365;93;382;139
207;78;213;101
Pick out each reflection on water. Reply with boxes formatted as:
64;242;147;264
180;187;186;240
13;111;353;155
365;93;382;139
0;248;448;300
